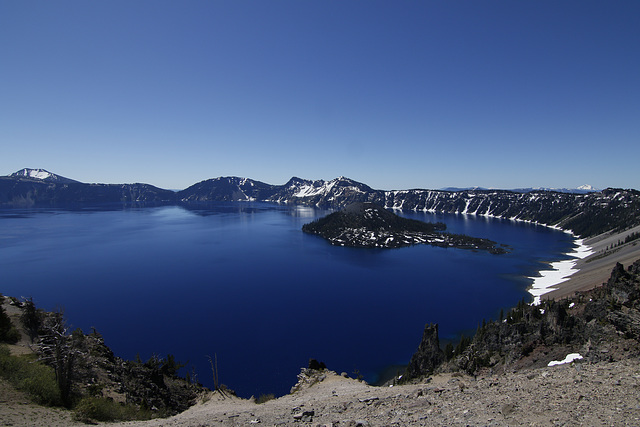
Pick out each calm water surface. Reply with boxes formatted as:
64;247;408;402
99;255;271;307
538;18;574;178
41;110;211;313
0;203;576;397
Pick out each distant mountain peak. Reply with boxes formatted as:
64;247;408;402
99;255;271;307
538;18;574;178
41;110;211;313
440;184;600;194
332;176;358;184
9;168;80;184
439;186;489;192
511;185;600;194
577;184;596;191
12;168;53;180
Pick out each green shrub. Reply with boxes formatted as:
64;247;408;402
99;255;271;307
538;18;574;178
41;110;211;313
73;396;163;422
1;326;20;344
0;345;63;406
19;372;62;406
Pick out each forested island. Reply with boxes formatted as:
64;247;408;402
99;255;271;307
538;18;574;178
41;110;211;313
302;202;508;253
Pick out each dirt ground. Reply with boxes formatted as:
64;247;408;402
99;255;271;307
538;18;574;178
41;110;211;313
0;378;81;426
113;358;640;426
2;358;639;426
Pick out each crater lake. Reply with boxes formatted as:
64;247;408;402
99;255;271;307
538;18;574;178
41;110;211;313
0;202;577;397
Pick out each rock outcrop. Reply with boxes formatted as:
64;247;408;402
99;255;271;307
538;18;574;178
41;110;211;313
404;323;444;378
3;298;203;415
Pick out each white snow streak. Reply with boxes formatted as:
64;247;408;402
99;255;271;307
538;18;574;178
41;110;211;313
528;237;595;305
548;353;583;366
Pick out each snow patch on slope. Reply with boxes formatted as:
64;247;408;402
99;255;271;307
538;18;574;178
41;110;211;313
14;168;53;180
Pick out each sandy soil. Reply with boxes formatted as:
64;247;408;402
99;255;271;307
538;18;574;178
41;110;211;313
2;299;37;357
108;359;640;426
544;225;640;301
1;299;84;426
3;359;639;426
0;378;82;427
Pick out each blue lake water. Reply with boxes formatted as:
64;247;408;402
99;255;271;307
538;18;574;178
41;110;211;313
0;203;576;397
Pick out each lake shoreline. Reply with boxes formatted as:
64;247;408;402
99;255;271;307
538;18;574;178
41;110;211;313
542;224;640;301
3;203;634;398
527;234;594;304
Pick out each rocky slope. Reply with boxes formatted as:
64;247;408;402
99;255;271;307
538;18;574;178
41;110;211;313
405;259;640;382
1;297;203;417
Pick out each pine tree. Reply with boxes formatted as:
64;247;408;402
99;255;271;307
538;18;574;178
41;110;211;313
444;342;454;360
38;309;79;406
0;304;19;343
21;297;42;343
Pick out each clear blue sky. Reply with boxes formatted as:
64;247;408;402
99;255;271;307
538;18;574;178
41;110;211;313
1;1;639;191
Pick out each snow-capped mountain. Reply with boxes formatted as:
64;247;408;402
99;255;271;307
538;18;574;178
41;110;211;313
177;176;278;202
266;176;377;206
1;169;174;205
9;168;80;184
177;176;378;206
1;170;638;239
577;184;597;191
175;176;637;237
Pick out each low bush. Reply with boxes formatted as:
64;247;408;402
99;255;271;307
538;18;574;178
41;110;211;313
0;345;62;406
73;396;165;422
0;326;20;344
